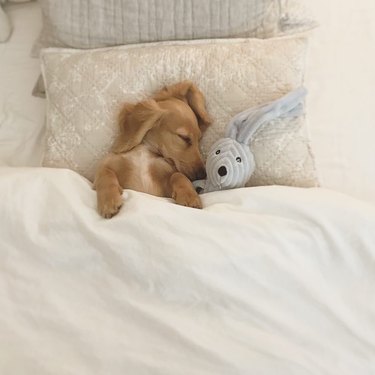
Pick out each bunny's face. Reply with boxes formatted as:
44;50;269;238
206;138;255;191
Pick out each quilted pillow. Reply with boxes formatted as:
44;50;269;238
41;36;318;187
32;0;316;56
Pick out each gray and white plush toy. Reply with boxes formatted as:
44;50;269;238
193;87;307;194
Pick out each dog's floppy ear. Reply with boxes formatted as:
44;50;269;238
154;81;212;132
112;99;165;154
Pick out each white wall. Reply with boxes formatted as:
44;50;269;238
306;0;375;202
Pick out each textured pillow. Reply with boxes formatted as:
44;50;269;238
41;36;318;187
31;0;317;97
32;0;316;56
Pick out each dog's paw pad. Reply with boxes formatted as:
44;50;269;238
98;199;123;219
175;192;203;210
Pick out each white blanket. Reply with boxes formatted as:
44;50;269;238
1;166;374;374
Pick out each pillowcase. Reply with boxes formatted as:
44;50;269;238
32;0;317;97
32;0;316;56
41;35;318;187
0;0;34;42
0;5;11;42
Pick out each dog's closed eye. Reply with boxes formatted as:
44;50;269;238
177;134;192;146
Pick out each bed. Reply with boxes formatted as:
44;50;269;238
1;2;375;374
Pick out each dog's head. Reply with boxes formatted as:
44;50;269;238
112;81;212;181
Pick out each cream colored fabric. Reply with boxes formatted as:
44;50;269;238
0;2;46;167
0;0;34;42
0;4;11;41
41;36;318;187
1;167;375;374
248;115;316;187
32;0;316;57
30;0;317;98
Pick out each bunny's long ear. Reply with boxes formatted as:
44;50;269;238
226;87;307;145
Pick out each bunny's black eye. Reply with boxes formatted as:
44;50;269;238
216;150;221;155
236;157;242;163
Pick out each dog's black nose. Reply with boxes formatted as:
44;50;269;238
195;167;207;180
218;166;227;177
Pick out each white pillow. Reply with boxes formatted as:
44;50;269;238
31;0;317;98
41;36;318;187
0;5;11;41
0;0;34;42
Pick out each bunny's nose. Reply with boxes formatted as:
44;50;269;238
218;166;227;177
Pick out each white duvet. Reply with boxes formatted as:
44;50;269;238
1;166;375;374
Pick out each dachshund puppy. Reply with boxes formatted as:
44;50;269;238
94;81;212;218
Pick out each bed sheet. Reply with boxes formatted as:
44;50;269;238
306;0;375;203
0;2;45;167
1;166;375;374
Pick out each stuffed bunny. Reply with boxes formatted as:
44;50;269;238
193;87;307;194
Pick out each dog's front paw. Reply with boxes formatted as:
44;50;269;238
97;192;123;219
173;190;203;209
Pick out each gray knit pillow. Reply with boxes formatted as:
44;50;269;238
32;0;316;56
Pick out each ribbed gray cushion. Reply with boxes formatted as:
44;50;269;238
32;0;316;56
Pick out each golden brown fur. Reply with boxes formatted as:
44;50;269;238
94;81;212;218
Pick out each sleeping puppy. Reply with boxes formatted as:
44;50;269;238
94;81;212;218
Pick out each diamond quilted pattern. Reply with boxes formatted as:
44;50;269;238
41;37;318;187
